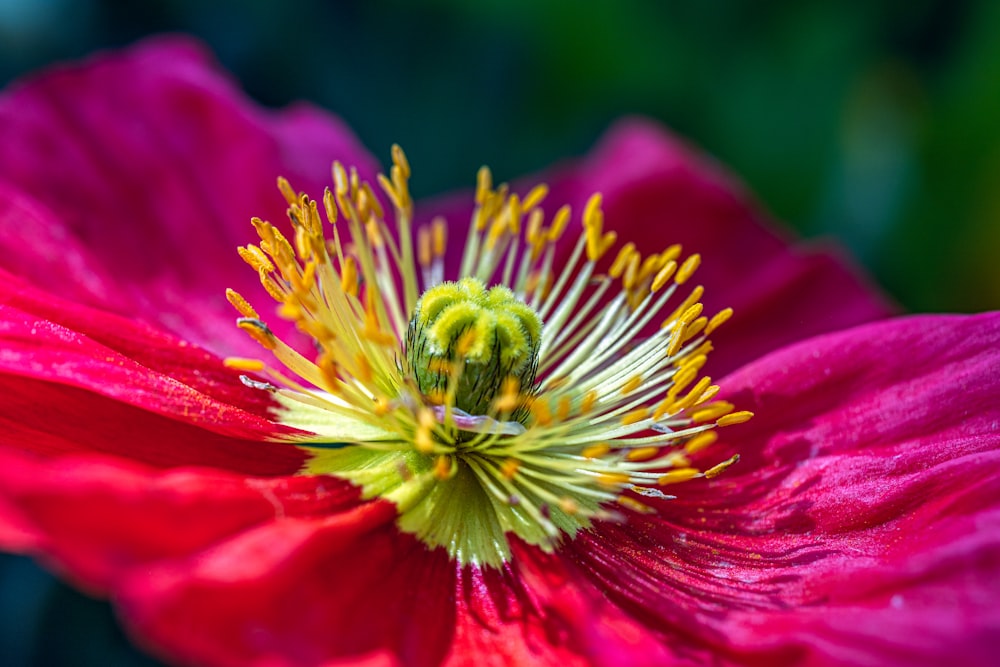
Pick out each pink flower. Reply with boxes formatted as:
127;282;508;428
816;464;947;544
0;36;997;667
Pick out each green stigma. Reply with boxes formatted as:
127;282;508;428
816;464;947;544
406;277;541;417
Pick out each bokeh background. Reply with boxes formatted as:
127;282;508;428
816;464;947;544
1;0;998;664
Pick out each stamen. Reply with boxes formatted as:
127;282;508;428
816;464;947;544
230;147;752;568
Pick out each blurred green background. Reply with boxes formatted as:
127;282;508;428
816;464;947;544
1;0;998;665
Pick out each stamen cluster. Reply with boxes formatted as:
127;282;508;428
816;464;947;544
225;146;752;566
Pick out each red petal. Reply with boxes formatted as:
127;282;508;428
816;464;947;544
0;450;359;592
562;312;1000;666
118;499;453;667
428;118;894;376
0;36;379;357
0;267;305;472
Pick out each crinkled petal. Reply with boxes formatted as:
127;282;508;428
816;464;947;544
428;117;894;376
558;312;1000;666
0;35;379;357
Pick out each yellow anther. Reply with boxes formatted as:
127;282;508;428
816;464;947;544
675;253;701;285
331;161;349;195
717;411;754;427
322;188;338;225
223;357;266;372
317;353;339;391
505;194;523;235
375;174;406;211
690;401;735;423
425;389;447;405
373;396;393;416
682;317;708;343
581;443;611;459
661;244;682;264
621;407;650;425
705;307;734;335
580;390;598;414
557;497;579;515
500;458;520;480
598;472;631;488
361;182;385;220
679;303;704;325
237;318;276;350
622;254;640;290
585;225;617;262
621;374;644;395
277;176;298;206
556;395;572;422
674;377;713;412
616;495;655;514
226;288;259;319
669;366;699;396
704;454;740;479
354;353;373;383
694;384;721;406
238;245;275;274
652;397;676;421
651;260;678;292
609;243;636;278
530;399;553;426
418;226;432;267
415;427;435;454
680;354;708;373
277;301;303;321
475;166;493;205
522;183;549;212
666;325;686;358
366;217;384;248
547;205;571;242
657;468;701;485
432;217;447;257
583;193;603;228
684;430;719;454
492;377;521;413
391;143;411;179
663;286;705;329
340;256;358;297
433;455;454;480
626;447;660;462
259;274;286;303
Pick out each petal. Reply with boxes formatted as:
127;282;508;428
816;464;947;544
117;500;451;667
0;36;379;357
0;450;360;594
428;118;894;376
563;312;1000;666
0;267;305;472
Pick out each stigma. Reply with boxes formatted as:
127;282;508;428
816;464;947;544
225;145;752;567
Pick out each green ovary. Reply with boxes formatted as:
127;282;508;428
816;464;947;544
406;277;542;417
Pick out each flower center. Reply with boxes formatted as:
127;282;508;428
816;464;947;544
224;145;752;567
406;278;541;419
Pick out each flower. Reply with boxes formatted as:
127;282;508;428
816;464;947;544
0;36;997;667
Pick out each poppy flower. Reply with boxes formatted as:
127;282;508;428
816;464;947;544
0;36;997;667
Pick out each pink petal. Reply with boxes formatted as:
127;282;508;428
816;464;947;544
562;312;1000;666
0;36;379;357
428;118;895;376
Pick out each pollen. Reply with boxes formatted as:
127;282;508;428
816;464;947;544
227;144;753;568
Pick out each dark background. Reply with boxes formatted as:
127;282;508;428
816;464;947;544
1;0;998;664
